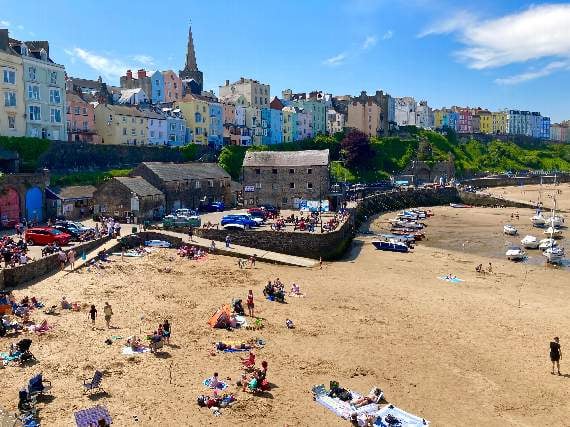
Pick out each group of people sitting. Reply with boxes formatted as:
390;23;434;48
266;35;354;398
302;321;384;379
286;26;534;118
177;244;206;259
263;278;286;303
0;236;30;267
475;263;493;274
238;360;270;393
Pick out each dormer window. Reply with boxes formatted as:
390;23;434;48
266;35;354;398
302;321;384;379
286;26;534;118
40;49;47;61
21;45;28;56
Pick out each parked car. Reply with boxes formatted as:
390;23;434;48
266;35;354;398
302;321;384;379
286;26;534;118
220;215;257;229
163;214;201;229
55;220;93;234
222;223;246;230
259;204;279;215
247;208;268;220
52;224;84;240
200;202;225;212
25;227;71;246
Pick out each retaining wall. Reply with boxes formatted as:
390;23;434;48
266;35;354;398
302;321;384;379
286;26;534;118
1;237;110;289
461;174;570;188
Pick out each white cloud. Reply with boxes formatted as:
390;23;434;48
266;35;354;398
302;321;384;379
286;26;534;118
131;54;154;66
382;30;393;40
495;60;570;85
0;20;11;27
65;48;133;80
323;52;347;66
362;35;378;50
421;4;570;72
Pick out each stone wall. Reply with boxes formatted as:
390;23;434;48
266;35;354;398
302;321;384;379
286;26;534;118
38;141;212;173
461;174;570;188
458;191;535;209
1;236;110;289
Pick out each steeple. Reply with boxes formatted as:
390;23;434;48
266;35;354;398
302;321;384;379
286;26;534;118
185;24;198;71
179;22;203;94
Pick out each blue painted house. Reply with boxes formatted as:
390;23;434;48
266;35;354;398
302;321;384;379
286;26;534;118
207;102;224;148
150;71;164;104
443;111;459;131
261;108;271;145
270;108;283;145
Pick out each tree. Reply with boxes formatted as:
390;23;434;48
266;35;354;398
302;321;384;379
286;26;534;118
179;143;200;161
218;145;247;180
341;130;373;167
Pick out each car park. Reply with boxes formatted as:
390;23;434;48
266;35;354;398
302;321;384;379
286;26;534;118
163;214;201;228
220;214;258;228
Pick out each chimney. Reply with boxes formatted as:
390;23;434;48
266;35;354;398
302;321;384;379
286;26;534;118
0;29;8;51
225;79;229;86
126;69;133;79
137;69;146;79
240;77;245;83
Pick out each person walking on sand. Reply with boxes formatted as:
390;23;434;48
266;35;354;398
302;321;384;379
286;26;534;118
225;235;231;248
247;290;255;317
103;302;113;328
188;226;194;242
88;304;97;328
319;257;323;270
162;319;171;344
550;337;562;375
67;248;76;270
57;248;67;270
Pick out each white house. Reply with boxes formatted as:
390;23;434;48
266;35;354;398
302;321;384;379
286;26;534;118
395;97;417;127
118;88;148;105
146;110;167;145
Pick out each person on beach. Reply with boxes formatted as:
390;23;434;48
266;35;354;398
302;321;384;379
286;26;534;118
162;319;171;343
88;304;97;327
225;235;231;248
250;254;256;267
58;249;67;270
67;248;76;270
319;257;323;270
247;290;254;317
103;302;113;328
188;226;194;242
487;262;493;273
550;337;562;375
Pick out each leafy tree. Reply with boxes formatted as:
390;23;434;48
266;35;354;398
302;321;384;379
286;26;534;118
218;145;247;180
341;130;373;167
0;136;52;171
179;143;200;161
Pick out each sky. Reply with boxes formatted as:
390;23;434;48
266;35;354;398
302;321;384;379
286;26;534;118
1;0;569;121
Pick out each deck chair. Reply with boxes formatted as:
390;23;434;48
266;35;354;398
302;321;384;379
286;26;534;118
17;339;36;365
28;373;52;397
83;371;104;394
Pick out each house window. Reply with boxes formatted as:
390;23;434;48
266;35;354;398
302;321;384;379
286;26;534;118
255;169;260;175
131;117;135;123
289;168;294;174
289;182;295;189
82;108;87;115
8;116;15;129
307;182;313;189
150;131;155;138
272;169;277;174
66;120;71;129
208;180;214;188
28;105;41;121
83;121;88;130
49;89;61;104
4;92;16;107
123;128;127;135
28;67;36;80
140;118;143;124
66;106;70;114
195;181;201;189
50;71;57;84
50;108;62;123
2;68;16;84
307;168;312;174
255;182;262;189
282;197;288;204
131;129;136;136
28;85;40;100
122;116;126;122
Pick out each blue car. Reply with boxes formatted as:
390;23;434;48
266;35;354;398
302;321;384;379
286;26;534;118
200;202;225;212
220;215;258;228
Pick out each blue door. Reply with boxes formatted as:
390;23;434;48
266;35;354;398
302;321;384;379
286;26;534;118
25;187;43;223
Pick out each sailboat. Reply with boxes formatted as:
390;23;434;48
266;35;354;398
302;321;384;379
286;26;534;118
543;197;565;264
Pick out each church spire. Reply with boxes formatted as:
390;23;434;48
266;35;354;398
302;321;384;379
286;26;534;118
185;23;198;71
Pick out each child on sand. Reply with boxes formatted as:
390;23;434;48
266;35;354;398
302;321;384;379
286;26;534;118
162;319;171;343
88;304;97;327
550;337;562;375
247;290;254;317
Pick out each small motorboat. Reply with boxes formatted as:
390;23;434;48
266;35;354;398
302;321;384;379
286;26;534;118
543;246;565;264
144;240;172;248
372;239;409;253
506;247;526;261
378;234;415;246
538;238;558;250
521;235;539;249
543;226;563;238
503;224;518;236
546;215;565;228
531;214;546;227
450;203;472;208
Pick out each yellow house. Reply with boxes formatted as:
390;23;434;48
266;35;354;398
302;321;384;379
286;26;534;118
492;111;508;134
174;94;209;145
0;33;26;136
479;111;492;134
94;104;148;145
433;109;445;129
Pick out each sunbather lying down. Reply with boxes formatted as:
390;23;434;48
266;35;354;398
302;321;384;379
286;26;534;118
351;387;383;408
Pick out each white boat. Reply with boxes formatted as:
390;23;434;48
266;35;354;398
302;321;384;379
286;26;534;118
539;238;558;250
531;213;546;227
543;247;565;264
503;224;518;235
506;247;526;261
543;226;563;238
546;215;565;228
521;235;539;249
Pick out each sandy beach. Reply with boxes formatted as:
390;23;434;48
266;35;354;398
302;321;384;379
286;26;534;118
2;192;570;426
485;183;570;213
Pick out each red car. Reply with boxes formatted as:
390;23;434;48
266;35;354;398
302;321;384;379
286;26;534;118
247;208;268;220
24;227;71;246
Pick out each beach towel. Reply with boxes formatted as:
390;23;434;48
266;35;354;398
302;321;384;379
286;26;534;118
315;391;375;419
122;346;150;355
74;405;112;427
371;404;429;426
437;276;464;284
203;378;228;390
0;352;20;361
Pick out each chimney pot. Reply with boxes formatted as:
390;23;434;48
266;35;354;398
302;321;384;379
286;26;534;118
137;69;146;79
126;70;133;79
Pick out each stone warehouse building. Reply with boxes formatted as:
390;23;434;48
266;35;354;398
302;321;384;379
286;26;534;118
132;162;232;211
241;150;330;209
93;176;165;221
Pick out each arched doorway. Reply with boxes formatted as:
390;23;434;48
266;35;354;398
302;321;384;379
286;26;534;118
25;187;43;223
0;188;20;228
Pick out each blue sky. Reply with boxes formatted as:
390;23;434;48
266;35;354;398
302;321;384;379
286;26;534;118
2;0;569;121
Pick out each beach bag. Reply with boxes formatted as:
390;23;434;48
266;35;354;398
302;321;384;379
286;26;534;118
338;389;352;401
197;395;208;407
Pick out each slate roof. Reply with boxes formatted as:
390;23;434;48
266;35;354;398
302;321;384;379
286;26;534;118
115;177;163;197
243;150;329;168
140;162;230;181
47;185;96;201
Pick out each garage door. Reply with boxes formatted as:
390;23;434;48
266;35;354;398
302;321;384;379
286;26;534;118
0;188;20;228
25;187;43;222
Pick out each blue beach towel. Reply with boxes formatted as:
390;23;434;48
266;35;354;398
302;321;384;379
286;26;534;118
203;378;228;390
437;276;464;284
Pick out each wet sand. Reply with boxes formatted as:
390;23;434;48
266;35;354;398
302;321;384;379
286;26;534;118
485;183;570;212
1;201;570;425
